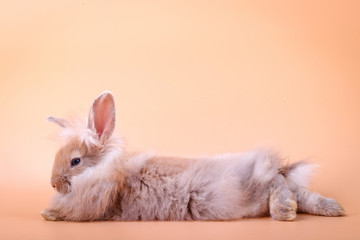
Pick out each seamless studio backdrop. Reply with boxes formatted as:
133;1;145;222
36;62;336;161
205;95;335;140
0;1;359;240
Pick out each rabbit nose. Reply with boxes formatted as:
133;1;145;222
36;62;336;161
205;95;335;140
50;178;56;188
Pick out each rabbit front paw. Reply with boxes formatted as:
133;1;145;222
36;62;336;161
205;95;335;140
41;208;63;221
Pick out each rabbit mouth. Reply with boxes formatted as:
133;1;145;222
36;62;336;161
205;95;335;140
57;181;71;194
52;177;71;194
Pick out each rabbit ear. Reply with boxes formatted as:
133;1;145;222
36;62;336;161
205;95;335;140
88;91;116;142
47;117;68;128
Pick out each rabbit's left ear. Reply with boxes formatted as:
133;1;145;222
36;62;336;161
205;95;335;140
88;91;116;142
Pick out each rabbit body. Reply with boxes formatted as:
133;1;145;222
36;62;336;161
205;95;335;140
119;150;278;221
41;92;345;221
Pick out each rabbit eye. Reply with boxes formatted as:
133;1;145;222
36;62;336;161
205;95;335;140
71;157;81;167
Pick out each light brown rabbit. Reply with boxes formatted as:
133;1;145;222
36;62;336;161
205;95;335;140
41;91;345;221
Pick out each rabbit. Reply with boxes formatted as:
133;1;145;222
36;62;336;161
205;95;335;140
41;91;345;221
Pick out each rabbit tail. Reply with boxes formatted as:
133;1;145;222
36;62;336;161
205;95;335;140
281;161;345;217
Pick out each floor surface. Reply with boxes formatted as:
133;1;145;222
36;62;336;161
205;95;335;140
1;185;359;240
2;211;360;240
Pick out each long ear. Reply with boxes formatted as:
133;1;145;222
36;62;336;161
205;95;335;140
47;117;68;128
88;91;116;142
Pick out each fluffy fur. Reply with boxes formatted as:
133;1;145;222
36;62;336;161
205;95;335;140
41;92;345;221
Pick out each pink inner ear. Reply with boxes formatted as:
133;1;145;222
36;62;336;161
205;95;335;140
93;96;114;139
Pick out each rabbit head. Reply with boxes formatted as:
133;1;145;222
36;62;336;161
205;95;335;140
48;91;119;194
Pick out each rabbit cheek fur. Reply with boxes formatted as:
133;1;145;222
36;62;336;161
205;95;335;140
41;91;345;222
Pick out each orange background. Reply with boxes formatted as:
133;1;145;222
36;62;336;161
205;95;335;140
0;1;359;239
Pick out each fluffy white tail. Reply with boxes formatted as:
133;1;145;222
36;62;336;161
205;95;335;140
280;160;317;190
